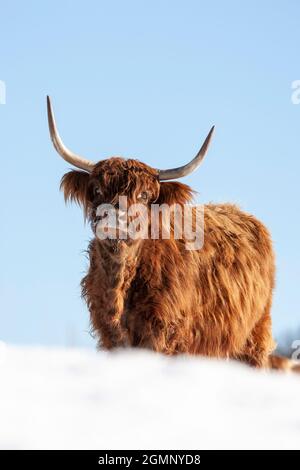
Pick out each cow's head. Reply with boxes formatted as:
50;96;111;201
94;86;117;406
47;96;214;248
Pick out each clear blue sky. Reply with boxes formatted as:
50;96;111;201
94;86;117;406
1;0;299;347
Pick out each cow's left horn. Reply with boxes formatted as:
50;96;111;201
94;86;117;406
158;126;215;181
47;96;95;172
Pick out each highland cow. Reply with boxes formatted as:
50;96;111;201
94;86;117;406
48;96;290;369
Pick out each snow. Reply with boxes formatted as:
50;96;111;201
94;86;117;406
0;344;299;450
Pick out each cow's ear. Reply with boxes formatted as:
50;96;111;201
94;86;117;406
157;182;194;205
60;170;91;215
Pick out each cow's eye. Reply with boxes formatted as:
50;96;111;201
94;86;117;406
94;187;102;197
137;191;149;201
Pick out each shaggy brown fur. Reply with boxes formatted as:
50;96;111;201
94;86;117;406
61;157;281;368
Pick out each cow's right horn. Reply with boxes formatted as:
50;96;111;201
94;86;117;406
47;96;95;172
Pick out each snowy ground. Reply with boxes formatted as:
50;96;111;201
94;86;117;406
0;344;299;450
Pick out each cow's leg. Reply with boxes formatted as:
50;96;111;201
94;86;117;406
126;302;182;354
235;301;275;368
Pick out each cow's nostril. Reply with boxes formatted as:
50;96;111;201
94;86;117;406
95;212;108;222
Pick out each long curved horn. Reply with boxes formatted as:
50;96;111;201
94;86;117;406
158;126;215;181
47;96;95;172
